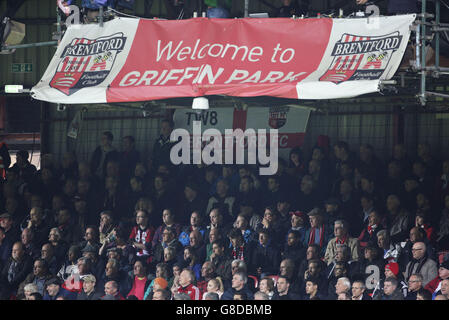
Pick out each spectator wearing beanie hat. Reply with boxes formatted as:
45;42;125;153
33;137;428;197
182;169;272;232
383;262;408;298
154;277;168;290
373;262;408;299
143;277;168;300
386;262;400;277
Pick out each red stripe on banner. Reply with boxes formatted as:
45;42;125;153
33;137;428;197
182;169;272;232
330;56;342;71
278;132;306;148
258;132;306;148
79;39;92;73
233;109;247;131
349;36;360;70
63;39;81;72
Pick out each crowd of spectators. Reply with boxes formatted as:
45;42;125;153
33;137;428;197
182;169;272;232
1;118;449;301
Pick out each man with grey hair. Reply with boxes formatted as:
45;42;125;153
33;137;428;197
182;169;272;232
377;229;401;262
23;283;39;300
204;292;220;300
231;259;247;274
254;291;269;300
174;269;201;300
406;273;425;300
404;242;437;287
97;258;130;297
351;280;371;300
324;220;360;265
231;259;256;290
0;242;33;299
335;277;351;299
221;271;254;300
174;292;191;300
21;228;39;260
326;244;360;280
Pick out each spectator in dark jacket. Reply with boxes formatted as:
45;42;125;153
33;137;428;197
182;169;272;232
220;272;254;300
43;277;68;300
17;258;53;299
374;277;404;300
119;136;140;183
303;276;326;300
0;213;20;248
358;210;384;248
0;242;33;299
10;150;36;185
24;207;51;248
151;226;183;269
250;229;281;277
97;258;131;297
281;230;306;268
152;119;176;170
0;226;12;266
272;275;300;300
40;243;60;276
90;131;119;179
351;280;371;300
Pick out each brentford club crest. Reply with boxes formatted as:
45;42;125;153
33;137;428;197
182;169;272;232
319;32;402;84
50;33;126;96
268;106;289;129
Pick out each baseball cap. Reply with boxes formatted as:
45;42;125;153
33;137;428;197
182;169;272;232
0;213;12;219
82;274;96;283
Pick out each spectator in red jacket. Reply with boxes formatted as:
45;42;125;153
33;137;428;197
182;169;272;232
172;268;201;300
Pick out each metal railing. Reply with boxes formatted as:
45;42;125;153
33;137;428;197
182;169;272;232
413;0;449;105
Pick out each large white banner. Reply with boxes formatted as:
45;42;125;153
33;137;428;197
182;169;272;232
31;15;415;104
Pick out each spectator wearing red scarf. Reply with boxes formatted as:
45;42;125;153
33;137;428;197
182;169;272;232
324;220;361;265
304;208;331;257
358;211;384;248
